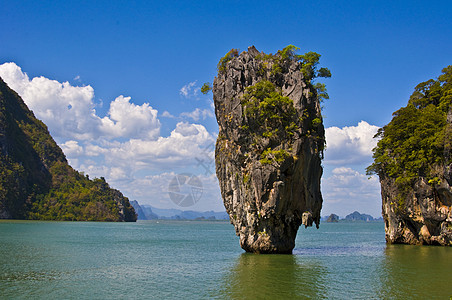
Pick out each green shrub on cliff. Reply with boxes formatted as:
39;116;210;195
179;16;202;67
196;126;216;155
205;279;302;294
367;65;452;198
241;80;298;138
218;49;239;74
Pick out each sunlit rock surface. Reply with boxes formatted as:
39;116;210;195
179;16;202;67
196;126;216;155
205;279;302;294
213;46;325;253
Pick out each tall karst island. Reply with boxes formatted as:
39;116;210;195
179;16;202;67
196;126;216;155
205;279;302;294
367;66;452;246
0;77;136;221
205;46;330;253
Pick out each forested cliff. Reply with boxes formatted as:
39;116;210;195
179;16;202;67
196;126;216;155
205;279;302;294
367;66;452;245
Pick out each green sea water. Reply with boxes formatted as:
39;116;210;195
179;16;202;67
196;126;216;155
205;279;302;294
0;220;451;299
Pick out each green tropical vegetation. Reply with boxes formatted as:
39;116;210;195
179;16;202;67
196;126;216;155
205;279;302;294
201;82;212;94
217;48;239;74
241;80;298;139
367;65;452;203
0;78;136;221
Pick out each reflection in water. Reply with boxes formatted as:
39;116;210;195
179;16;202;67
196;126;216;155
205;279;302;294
379;245;452;299
218;253;327;299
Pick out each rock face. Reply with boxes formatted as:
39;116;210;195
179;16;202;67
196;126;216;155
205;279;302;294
213;46;325;253
0;77;136;221
380;111;452;245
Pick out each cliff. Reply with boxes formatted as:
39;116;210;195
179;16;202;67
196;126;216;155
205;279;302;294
213;46;328;253
368;66;452;245
0;77;136;221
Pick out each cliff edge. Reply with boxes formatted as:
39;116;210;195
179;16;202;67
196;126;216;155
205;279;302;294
368;66;452;245
213;46;328;253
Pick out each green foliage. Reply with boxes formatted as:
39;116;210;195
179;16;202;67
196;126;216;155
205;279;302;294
367;65;452;198
25;161;135;221
313;83;329;102
260;148;290;165
254;45;331;104
218;49;239;74
201;82;212;95
243;172;250;184
277;45;300;60
241;80;298;138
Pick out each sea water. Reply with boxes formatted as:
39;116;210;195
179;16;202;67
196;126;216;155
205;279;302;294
0;220;451;299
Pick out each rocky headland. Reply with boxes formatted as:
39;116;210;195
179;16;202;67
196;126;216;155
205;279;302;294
213;46;329;253
368;66;452;245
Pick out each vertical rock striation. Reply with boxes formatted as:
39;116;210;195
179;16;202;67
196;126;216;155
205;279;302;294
213;46;325;253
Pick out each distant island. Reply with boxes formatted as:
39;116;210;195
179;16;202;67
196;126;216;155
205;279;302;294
130;201;229;220
323;211;383;223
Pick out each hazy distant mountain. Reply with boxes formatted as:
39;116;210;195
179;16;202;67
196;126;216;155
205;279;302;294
326;214;339;222
130;200;150;220
345;211;374;222
321;212;382;222
139;204;229;220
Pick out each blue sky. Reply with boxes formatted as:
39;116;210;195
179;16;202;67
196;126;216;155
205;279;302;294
1;0;451;217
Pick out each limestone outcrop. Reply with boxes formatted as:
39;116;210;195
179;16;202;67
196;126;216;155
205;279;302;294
380;110;452;245
213;46;325;253
368;65;452;246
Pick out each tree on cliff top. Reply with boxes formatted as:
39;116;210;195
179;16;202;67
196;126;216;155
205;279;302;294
367;65;452;193
202;45;331;102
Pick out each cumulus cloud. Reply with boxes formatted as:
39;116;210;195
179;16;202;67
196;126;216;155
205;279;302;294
322;167;381;217
116;172;223;211
0;62;160;141
180;108;214;121
60;140;84;157
0;62;221;210
161;110;176;118
179;81;200;99
324;121;379;165
100;95;160;139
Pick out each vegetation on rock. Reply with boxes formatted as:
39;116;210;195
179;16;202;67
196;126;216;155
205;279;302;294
217;48;239;74
213;45;328;253
367;66;452;203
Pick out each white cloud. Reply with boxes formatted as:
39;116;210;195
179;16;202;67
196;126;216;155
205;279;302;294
324;121;379;165
118;172;223;211
180;108;214;121
179;81;200;99
0;62;221;210
321;167;381;217
100;95;160;139
161;110;175;118
0;62;161;141
60;140;84;157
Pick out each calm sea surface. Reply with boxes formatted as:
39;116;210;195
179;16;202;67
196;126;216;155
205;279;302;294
0;220;451;299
